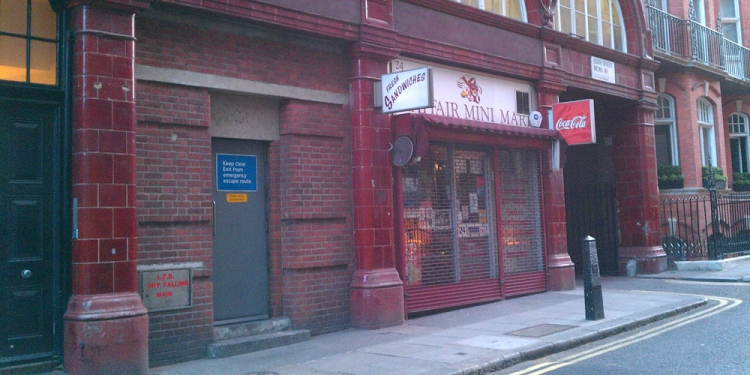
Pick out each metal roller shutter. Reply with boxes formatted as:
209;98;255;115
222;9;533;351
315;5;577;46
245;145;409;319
402;143;501;312
498;148;547;296
400;143;547;313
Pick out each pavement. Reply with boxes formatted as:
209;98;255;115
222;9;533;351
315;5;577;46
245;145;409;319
40;256;750;375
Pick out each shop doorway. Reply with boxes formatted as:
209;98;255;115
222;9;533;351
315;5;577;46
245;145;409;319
211;138;269;323
0;101;59;362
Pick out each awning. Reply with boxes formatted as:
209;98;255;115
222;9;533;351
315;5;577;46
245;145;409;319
393;113;560;141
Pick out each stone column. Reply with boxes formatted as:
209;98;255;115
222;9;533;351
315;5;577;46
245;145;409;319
612;101;668;274
537;79;576;290
348;42;405;329
64;1;149;374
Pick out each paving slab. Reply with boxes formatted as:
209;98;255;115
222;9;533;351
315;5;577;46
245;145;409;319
145;279;705;375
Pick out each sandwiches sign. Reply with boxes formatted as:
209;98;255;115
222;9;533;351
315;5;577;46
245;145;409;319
552;99;596;145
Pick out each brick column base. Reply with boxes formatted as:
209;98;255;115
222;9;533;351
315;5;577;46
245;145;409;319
350;269;404;329
618;246;668;275
64;293;149;375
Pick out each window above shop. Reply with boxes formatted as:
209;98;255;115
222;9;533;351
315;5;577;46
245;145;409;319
0;0;58;85
555;0;627;52
454;0;527;22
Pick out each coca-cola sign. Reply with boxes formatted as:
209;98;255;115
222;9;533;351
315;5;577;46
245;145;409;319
552;99;596;145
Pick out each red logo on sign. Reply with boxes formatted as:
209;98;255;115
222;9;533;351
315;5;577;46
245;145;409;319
552;99;596;145
457;76;482;103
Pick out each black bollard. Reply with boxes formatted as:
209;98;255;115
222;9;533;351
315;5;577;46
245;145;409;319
582;235;605;320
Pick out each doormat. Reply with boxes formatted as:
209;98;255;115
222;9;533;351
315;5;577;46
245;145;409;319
506;324;576;338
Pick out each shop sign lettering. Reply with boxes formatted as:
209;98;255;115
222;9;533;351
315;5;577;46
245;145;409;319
391;59;536;128
381;67;434;114
140;269;192;311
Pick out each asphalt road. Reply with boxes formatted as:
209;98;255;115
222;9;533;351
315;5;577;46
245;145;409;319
493;277;750;375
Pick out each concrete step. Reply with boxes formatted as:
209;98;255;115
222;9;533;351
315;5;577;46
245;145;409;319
213;316;292;341
206;330;311;359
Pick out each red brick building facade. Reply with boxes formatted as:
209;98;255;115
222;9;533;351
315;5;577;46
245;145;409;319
0;0;669;373
650;0;750;263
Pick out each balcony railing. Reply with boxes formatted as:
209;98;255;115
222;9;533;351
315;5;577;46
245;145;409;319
648;7;690;59
647;4;750;81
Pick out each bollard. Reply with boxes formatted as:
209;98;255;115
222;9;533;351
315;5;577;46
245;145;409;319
582;236;605;320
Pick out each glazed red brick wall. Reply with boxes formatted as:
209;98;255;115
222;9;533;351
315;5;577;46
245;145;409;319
611;105;661;248
136;80;214;366
277;100;354;334
136;18;348;94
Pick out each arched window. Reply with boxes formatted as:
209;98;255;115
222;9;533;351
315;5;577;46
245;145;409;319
697;97;716;166
655;94;678;166
555;0;627;51
0;0;58;85
455;0;527;21
729;112;750;173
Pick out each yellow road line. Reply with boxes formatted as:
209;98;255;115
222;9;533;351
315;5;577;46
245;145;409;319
508;293;741;375
665;279;750;287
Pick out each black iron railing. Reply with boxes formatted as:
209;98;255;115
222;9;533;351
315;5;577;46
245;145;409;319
660;189;750;265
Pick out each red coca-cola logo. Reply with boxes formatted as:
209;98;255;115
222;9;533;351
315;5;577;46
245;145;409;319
555;115;588;130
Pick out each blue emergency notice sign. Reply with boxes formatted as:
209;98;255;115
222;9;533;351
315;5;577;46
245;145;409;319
216;154;257;192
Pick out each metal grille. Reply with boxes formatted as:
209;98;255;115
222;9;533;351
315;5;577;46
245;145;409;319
402;142;498;288
499;148;544;275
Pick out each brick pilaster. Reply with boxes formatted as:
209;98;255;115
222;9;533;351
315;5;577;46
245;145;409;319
64;2;150;374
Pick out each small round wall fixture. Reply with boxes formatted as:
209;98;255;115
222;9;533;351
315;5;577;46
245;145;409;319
529;111;543;128
391;136;414;167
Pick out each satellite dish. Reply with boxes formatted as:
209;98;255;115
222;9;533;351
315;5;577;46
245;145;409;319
391;136;414;167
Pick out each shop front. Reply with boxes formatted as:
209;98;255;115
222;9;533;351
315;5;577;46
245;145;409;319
389;59;560;313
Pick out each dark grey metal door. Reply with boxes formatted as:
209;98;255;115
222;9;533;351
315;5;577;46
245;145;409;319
0;101;57;361
212;138;269;323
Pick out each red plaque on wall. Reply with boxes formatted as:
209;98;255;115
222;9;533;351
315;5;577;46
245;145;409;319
552;99;596;145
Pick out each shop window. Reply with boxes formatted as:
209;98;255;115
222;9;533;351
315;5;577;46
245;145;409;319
0;0;58;85
454;0;527;22
555;0;627;52
655;94;678;166
498;148;544;275
516;91;530;115
402;143;499;287
729;113;750;173
697;97;716;166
